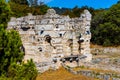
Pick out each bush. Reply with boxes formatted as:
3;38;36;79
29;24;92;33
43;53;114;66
8;59;38;80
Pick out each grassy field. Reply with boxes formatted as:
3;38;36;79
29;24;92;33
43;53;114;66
36;67;98;80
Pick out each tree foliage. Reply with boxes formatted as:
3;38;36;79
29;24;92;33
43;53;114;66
10;0;29;5
0;29;24;75
0;0;12;27
9;1;49;17
91;3;120;46
62;6;95;18
8;59;37;80
0;0;38;79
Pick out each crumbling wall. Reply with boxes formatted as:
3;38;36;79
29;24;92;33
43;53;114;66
7;9;92;70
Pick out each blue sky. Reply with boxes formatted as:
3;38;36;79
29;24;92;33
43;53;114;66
42;0;119;9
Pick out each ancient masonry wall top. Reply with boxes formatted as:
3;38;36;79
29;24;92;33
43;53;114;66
7;9;92;66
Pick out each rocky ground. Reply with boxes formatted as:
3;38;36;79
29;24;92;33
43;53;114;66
36;45;120;80
36;67;98;80
90;45;120;74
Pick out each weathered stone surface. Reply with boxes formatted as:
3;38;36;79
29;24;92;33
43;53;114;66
7;9;92;72
62;63;120;80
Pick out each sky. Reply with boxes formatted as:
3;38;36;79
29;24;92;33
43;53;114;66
41;0;119;9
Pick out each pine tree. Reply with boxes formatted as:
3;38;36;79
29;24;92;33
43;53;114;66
0;0;11;28
0;1;38;79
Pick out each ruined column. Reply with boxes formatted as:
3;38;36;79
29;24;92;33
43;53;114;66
72;31;79;55
81;10;92;61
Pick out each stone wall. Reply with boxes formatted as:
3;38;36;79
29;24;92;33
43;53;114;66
7;9;92;70
62;63;120;80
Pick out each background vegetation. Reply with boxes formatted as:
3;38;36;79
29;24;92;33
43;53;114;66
91;3;120;46
0;0;120;79
0;0;37;79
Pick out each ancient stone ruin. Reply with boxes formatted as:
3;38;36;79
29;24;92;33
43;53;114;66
7;9;92;71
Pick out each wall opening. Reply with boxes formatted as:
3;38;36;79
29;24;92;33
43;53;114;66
38;47;42;52
44;35;51;43
86;31;90;34
59;33;62;37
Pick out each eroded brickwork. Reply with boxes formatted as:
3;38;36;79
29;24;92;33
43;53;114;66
7;9;92;71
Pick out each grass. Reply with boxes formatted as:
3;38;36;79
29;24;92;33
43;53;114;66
73;66;120;75
36;67;98;80
90;43;120;48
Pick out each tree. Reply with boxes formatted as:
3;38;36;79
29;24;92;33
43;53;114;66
91;3;120;46
10;0;29;5
72;6;81;17
0;0;12;28
38;4;49;15
62;6;95;18
0;0;38;79
9;0;49;17
8;59;38;80
0;30;24;75
9;2;31;17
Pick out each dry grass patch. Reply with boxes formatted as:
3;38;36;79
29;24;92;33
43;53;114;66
90;43;120;48
36;67;98;80
90;43;103;48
